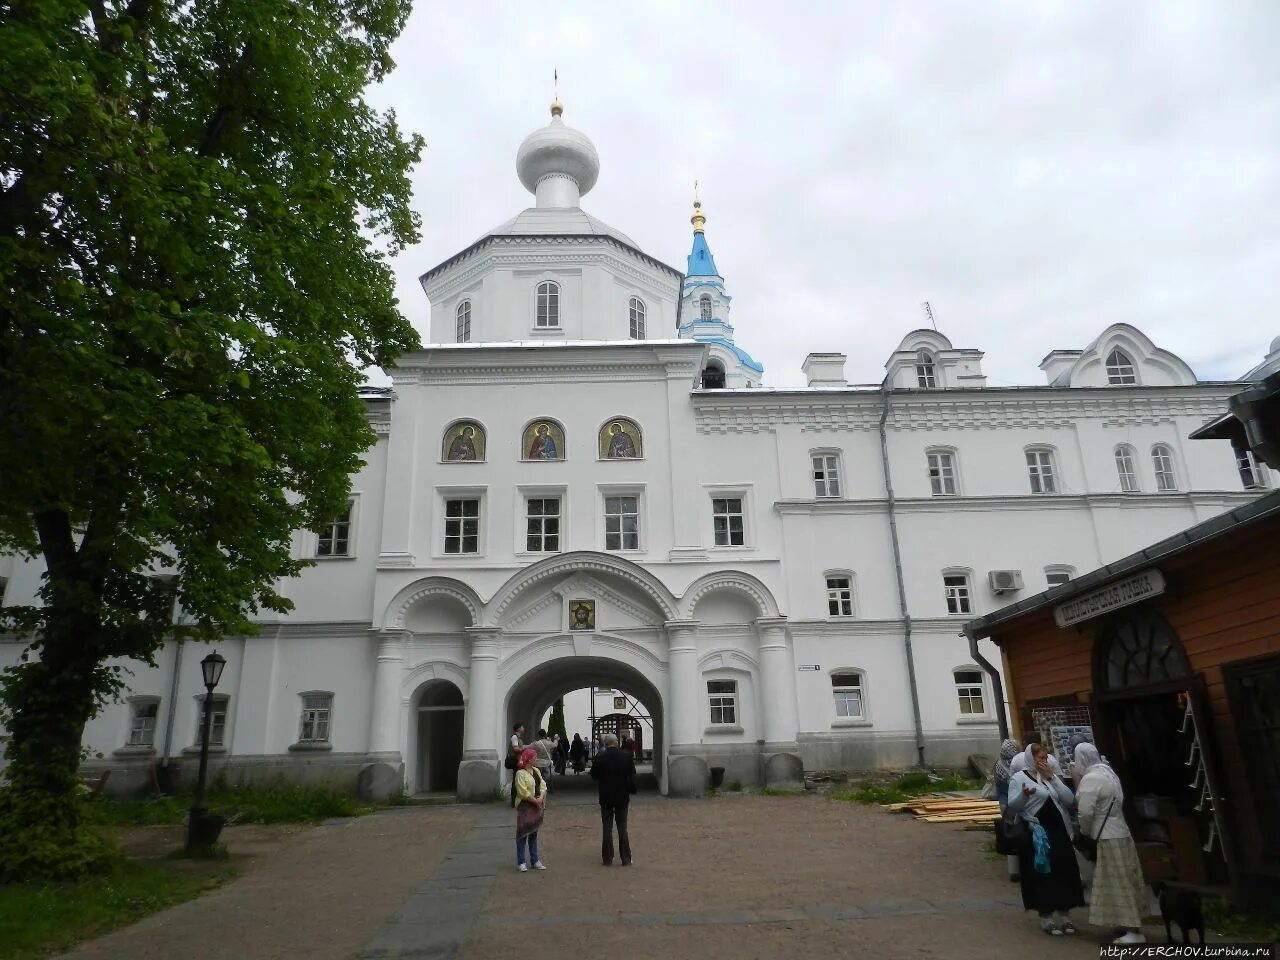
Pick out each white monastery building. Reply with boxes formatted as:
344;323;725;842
2;101;1275;799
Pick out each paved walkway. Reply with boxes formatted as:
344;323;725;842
59;780;1153;960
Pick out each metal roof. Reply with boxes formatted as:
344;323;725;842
962;489;1280;640
482;207;636;247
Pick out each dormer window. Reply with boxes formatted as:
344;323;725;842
1105;348;1137;385
536;281;560;328
699;295;713;320
915;350;937;389
455;300;471;343
629;296;646;339
701;360;726;389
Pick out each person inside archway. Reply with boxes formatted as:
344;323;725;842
532;728;556;791
590;733;637;866
570;733;586;774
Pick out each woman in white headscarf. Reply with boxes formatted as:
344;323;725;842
1006;742;1085;935
1074;742;1147;944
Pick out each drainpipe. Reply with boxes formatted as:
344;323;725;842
965;630;1010;742
878;386;926;768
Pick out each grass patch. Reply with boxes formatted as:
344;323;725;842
728;780;744;792
1204;897;1280;942
828;771;982;806
0;859;234;960
89;783;365;827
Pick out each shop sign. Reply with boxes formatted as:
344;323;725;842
797;664;821;671
1053;569;1166;627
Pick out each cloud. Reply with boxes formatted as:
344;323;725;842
368;1;1279;388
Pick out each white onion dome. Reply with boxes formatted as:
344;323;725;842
516;100;600;208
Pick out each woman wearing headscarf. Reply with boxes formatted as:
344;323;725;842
570;733;586;774
993;738;1021;882
512;747;547;872
1006;742;1085;934
1075;742;1146;944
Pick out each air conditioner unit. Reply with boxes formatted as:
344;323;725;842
988;569;1024;594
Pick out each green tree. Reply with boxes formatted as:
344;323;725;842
0;0;423;880
548;697;567;742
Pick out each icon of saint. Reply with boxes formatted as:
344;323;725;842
606;422;637;458
529;423;558;459
447;425;477;461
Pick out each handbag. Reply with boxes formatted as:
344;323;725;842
995;814;1028;855
1072;800;1114;862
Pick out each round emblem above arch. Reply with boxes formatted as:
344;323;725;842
1094;606;1189;693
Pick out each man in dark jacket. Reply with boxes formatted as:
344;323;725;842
589;733;637;866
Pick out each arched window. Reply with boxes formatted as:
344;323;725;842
953;668;987;716
1097;609;1188;692
1152;444;1177;492
1114;444;1139;493
831;670;865;719
915;350;937;389
442;419;486;462
1105;348;1137;385
522;419;566;461
455;300;471;343
628;296;646;339
536;281;560;328
701;360;726;389
699;294;713;320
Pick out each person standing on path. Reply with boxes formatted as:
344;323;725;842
513;747;547;872
570;733;586;773
1074;742;1147;945
590;733;637;866
510;723;526;759
532;728;555;792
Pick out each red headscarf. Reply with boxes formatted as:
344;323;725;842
518;747;538;770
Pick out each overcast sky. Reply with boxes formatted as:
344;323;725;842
367;1;1279;389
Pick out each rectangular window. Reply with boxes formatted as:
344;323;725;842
1045;569;1072;588
1237;449;1268;491
129;701;159;746
525;497;561;553
831;673;863;719
604;496;639;551
812;455;841;498
712;497;745;547
826;576;854;617
1026;450;1057;494
707;680;737;725
955;670;986;715
944;574;972;615
196;694;229;748
300;694;332;742
444;498;480;554
317;502;352;557
928;452;957;496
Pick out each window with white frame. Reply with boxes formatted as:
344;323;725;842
604;495;639;551
1045;567;1074;588
128;698;160;747
712;497;745;546
915;350;937;389
455;300;471;343
699;294;713;320
1114;444;1139;493
812;453;842;498
826;575;854;617
1025;448;1057;494
195;694;229;748
927;449;958;496
1236;449;1268;490
444;498;480;554
317;501;353;557
0;576;8;606
628;296;646;339
299;693;332;743
707;680;737;725
831;672;864;719
944;573;972;615
1105;348;1137;385
535;280;560;328
954;669;986;715
525;497;561;553
1152;444;1178;492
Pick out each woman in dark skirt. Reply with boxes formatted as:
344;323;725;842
1006;742;1085;935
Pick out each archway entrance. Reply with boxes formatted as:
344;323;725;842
416;681;464;793
506;654;664;793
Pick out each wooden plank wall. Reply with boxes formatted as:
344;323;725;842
992;514;1280;876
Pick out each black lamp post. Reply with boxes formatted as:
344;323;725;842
186;651;226;850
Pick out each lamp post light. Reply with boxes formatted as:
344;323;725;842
186;651;226;850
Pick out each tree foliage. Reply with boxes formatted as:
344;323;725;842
0;0;423;879
547;697;567;742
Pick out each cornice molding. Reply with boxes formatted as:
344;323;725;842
775;490;1259;516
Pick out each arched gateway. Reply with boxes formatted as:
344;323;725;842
360;552;800;801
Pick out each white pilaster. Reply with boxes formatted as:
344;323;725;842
664;620;702;746
367;630;406;756
755;617;799;746
463;625;502;754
